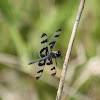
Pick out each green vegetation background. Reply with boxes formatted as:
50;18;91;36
0;0;100;100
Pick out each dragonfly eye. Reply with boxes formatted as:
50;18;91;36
56;51;61;56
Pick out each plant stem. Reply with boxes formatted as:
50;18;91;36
56;0;85;100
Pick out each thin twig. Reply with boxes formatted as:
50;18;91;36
56;0;85;100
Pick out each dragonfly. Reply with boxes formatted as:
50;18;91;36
28;28;62;80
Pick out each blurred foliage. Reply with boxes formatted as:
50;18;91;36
0;0;100;100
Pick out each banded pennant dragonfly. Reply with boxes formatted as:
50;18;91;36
28;29;62;80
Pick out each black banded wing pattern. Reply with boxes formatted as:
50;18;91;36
36;33;48;80
36;59;46;80
49;29;61;52
39;33;48;58
46;59;56;76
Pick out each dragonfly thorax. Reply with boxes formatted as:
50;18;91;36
48;51;61;60
48;52;57;60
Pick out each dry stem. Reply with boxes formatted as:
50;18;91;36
56;0;85;100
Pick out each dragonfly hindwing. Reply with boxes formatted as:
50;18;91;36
46;59;56;76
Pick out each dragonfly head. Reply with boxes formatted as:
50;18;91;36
56;51;61;57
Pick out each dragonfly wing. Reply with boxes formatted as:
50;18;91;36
36;59;46;80
46;58;56;76
39;33;49;58
36;33;48;80
49;29;61;52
